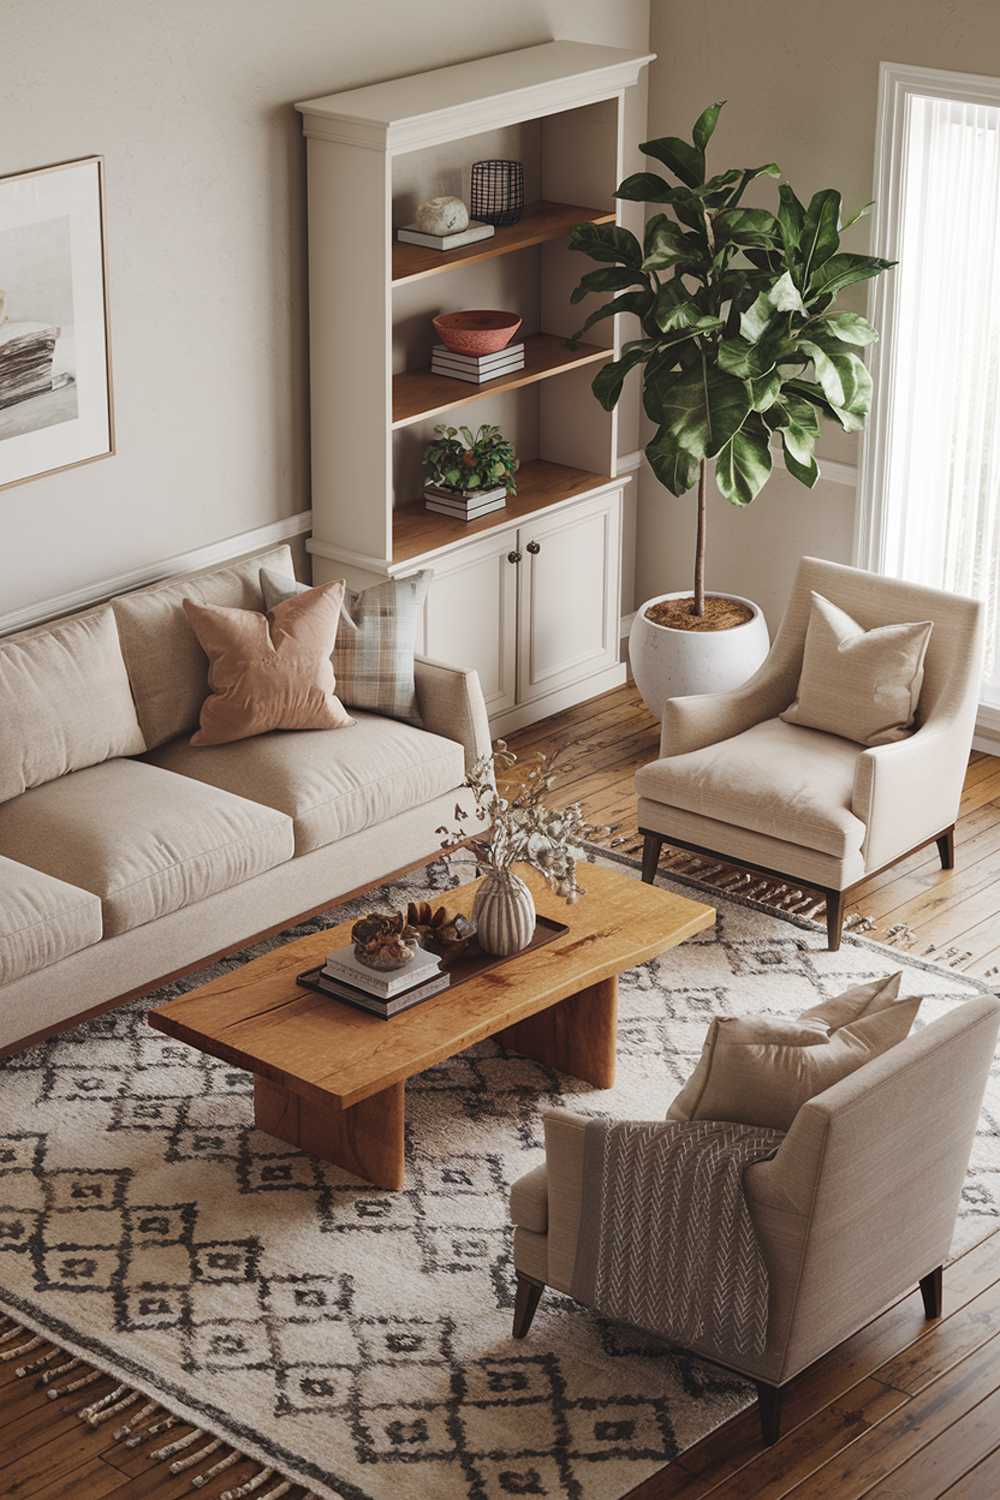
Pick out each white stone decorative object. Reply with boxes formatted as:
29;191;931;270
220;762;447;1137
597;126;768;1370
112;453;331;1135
414;195;469;236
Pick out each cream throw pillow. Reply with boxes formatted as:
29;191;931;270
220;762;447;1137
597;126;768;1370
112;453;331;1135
781;592;933;745
667;974;921;1131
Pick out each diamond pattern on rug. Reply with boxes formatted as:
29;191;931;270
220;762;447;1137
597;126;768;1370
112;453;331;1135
0;853;996;1500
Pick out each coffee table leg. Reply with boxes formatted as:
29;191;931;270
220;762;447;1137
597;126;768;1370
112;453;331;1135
499;975;617;1088
253;1076;406;1190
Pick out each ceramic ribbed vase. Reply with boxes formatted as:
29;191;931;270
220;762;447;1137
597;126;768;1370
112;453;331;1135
473;869;535;956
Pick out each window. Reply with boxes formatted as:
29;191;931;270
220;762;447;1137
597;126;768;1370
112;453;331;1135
858;63;1000;705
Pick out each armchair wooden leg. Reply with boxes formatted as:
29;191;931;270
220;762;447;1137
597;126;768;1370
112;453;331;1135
936;827;955;871
755;1381;783;1446
641;831;664;884
512;1274;544;1339
825;890;845;951
920;1265;943;1319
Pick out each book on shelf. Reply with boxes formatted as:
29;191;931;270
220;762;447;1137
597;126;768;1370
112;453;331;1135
397;221;495;251
425;500;507;522
323;942;441;999
424;485;508;520
429;358;525;386
311;968;451;1019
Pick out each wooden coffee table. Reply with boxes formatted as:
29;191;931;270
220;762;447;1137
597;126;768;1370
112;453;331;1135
148;866;714;1190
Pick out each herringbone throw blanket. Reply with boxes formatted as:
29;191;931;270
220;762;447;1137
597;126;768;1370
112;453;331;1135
571;1119;785;1362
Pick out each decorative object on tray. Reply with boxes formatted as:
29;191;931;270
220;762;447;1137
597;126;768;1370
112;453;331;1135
567;99;894;709
351;912;420;970
438;740;608;956
405;900;478;960
432;309;522;355
470;159;525;225
430;340;525;385
423;422;517;522
0;157;113;492
397;196;495;252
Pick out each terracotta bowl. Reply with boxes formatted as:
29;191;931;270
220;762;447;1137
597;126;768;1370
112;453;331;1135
433;310;522;356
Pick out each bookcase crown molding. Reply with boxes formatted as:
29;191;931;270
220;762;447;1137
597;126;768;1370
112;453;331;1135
296;39;655;152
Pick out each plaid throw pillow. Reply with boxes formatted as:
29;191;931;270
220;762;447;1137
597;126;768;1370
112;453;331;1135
260;567;431;725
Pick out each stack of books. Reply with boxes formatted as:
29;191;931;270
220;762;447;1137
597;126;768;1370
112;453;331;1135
430;342;525;386
424;483;508;522
314;943;449;1018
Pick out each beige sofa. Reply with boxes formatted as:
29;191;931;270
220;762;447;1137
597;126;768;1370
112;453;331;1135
0;544;489;1054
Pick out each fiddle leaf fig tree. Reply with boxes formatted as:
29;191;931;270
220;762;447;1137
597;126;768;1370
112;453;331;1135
568;101;895;618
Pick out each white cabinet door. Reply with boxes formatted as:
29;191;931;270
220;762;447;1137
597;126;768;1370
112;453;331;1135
421;530;519;717
516;488;622;706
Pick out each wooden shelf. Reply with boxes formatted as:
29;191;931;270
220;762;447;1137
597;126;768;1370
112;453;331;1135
392;459;613;562
392;201;614;285
392;333;607;429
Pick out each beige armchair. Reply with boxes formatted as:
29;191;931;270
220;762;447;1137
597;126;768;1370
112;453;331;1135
509;994;1000;1445
634;557;984;948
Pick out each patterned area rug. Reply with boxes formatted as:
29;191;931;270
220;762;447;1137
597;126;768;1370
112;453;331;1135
0;852;996;1500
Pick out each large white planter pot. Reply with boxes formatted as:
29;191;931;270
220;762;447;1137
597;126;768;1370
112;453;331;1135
628;591;770;714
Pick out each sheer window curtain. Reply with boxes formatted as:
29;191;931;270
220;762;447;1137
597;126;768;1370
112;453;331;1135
858;64;1000;706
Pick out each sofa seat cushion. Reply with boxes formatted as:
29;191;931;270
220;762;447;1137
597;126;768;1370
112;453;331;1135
147;712;467;856
0;857;103;987
0;760;294;938
510;1164;548;1234
635;717;865;859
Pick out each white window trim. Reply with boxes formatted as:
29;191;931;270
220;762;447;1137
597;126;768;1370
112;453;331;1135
855;59;1000;571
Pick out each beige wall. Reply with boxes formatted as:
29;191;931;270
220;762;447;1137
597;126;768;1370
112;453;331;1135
636;0;1000;628
1;0;648;616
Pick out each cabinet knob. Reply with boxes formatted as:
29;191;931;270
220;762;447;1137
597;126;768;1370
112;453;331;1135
507;549;522;564
526;540;541;555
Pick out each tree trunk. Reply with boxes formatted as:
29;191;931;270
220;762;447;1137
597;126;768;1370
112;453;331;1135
694;458;707;616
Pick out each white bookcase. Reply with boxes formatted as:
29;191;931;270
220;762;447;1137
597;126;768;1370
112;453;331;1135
296;40;653;734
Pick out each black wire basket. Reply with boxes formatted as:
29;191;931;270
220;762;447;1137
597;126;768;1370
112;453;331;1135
470;160;525;227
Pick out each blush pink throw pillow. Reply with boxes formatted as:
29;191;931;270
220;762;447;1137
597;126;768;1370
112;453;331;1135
184;581;354;747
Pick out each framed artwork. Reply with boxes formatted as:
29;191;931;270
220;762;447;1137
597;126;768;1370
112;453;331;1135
0;156;113;491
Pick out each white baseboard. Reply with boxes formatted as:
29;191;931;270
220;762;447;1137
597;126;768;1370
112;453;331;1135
0;510;312;636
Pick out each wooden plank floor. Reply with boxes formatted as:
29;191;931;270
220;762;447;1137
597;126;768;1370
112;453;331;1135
3;681;999;1499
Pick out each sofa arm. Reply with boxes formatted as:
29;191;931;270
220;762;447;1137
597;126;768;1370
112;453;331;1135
542;1108;590;1293
414;656;491;772
659;660;795;758
851;723;964;872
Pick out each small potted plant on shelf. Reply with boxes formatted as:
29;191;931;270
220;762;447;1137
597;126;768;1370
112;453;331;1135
567;100;895;710
437;742;607;956
423;423;518;523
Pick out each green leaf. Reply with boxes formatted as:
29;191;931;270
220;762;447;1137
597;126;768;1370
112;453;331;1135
800;189;842;280
648;358;752;460
568;221;643;268
737;272;804;346
768;269;806;314
724;162;781;208
570;265;645;303
641;217;700;272
777;184;806;256
747;369;782;412
715;417;773;505
569;290;652;345
590;343;654;411
815;311;879;345
718;335;777;379
693;100;725;151
615;172;675;203
808;252;895;298
715;208;780;245
640;134;705;187
840;200;874;232
799;338;846;407
645;426;701;496
780;432;819;487
652;280;703;333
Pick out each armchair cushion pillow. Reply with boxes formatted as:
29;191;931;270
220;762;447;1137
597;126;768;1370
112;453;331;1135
667;973;922;1131
781;592;933;746
184;581;354;747
261;567;431;726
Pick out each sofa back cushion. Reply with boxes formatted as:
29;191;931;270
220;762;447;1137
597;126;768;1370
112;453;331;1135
0;606;145;804
112;544;294;749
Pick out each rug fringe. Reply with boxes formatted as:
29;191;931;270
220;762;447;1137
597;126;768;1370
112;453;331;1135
0;1315;317;1496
